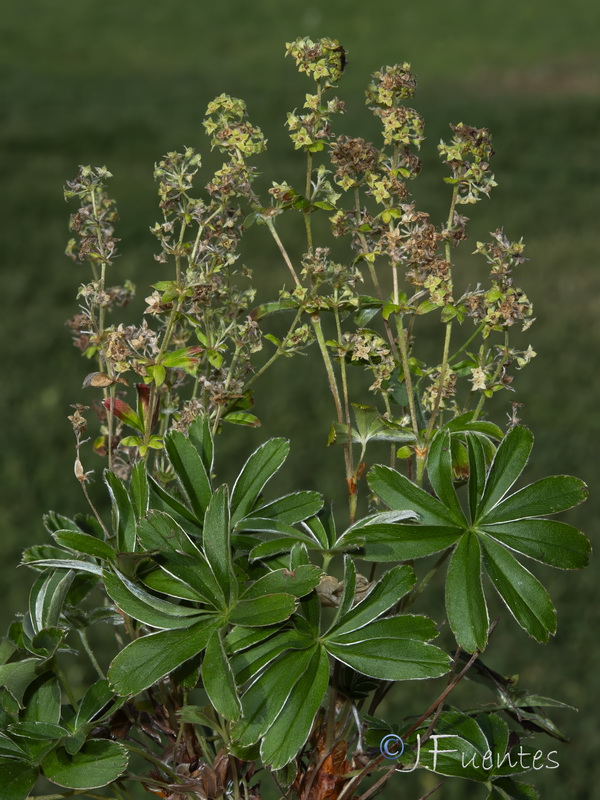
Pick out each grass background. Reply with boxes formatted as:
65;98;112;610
0;1;599;797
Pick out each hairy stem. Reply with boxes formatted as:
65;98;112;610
311;315;343;423
78;629;105;679
265;218;301;287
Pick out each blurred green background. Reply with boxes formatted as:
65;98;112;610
1;1;598;797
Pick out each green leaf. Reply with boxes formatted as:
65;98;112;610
129;461;149;521
149;552;224;607
241;565;321;600
479;535;556;642
481;475;588;524
368;465;458;526
445;533;488;653
419;711;492;781
252;299;299;320
478;711;509;761
25;559;101;576
236;517;317;544
29;569;75;633
52;530;114;561
26;627;65;659
325;617;450;680
203;485;235;603
179;705;219;727
247;492;323;525
165;429;212;519
21;545;72;569
162;346;200;369
141;569;203;601
340;523;462;561
75;680;116;728
0;761;38;800
42;739;128;789
231;439;290;525
202;631;241;721
230;629;312;685
108;617;219;695
147;475;203;532
444;412;503;441
22;673;61;725
480;519;590;569
0;661;46;708
249;537;317;561
103;569;208;629
478;427;534;519
329;616;439;645
187;415;214;474
225;625;280;655
302;513;335;549
137;510;202;559
9;721;68;740
330;565;415;636
224;412;261;427
229;594;297;627
260;645;329;768
231;647;316;747
468;434;488;522
428;431;466;524
0;639;16;666
104;471;136;552
331;556;356;630
0;733;28;760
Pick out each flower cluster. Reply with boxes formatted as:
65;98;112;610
338;330;395;392
286;92;345;153
465;230;533;335
366;64;424;161
438;123;497;204
203;94;266;158
285;37;347;86
64;166;119;266
330;136;379;190
300;247;362;292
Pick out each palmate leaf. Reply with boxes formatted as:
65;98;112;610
367;426;589;652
